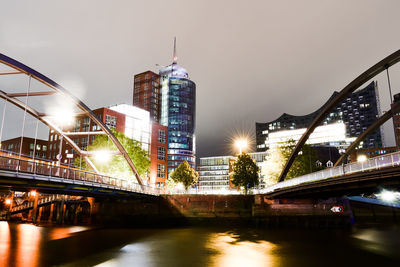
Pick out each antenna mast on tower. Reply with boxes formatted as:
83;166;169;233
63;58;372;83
173;37;178;64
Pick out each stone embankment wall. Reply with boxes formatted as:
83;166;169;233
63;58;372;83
91;194;359;227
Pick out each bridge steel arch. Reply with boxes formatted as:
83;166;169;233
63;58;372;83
279;49;400;182
0;53;144;186
334;101;400;167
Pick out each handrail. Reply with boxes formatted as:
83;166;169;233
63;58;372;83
0;154;160;196
261;150;400;194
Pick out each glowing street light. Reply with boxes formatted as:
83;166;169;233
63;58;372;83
378;190;399;202
50;108;75;127
357;154;368;162
30;190;37;197
5;198;11;205
235;139;248;154
93;150;112;164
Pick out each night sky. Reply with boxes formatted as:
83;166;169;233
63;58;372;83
1;0;400;158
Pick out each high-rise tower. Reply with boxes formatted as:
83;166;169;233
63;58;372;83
133;71;161;122
159;38;196;175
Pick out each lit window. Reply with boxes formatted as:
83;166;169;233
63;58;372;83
105;115;117;129
157;147;166;161
157;164;165;178
158;130;166;144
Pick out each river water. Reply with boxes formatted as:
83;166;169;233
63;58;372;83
1;221;400;266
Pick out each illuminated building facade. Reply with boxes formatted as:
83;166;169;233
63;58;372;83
256;81;383;152
392;93;400;148
133;71;161;122
149;122;168;188
199;152;267;192
159;43;196;175
48;104;168;186
1;137;48;159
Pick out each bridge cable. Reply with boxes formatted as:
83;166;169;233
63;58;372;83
86;117;91;168
32;120;39;173
18;75;32;170
0;98;8;149
386;66;393;104
385;66;398;150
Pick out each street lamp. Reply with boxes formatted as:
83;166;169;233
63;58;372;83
357;154;368;163
235;139;248;154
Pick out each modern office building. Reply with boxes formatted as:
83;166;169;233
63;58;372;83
392;92;400;148
256;81;383;152
159;39;196;175
199;152;267;192
133;71;161;122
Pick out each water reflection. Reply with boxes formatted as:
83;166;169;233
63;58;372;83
206;232;278;267
1;223;400;266
352;227;400;259
0;221;10;267
16;224;41;267
49;226;88;240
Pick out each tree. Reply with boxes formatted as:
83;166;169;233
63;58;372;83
262;147;286;186
231;152;260;194
261;139;323;184
169;161;199;191
73;129;150;178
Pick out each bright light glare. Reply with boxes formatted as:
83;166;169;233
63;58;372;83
5;198;11;205
357;155;368;162
51;109;75;127
176;183;184;191
30;190;37;197
235;139;248;154
93;150;111;163
378;190;399;202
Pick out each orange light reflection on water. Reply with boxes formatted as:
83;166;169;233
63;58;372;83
0;221;10;267
49;226;88;240
16;224;41;267
206;232;279;267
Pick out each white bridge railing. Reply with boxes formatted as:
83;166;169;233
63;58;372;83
0;154;160;196
260;151;400;194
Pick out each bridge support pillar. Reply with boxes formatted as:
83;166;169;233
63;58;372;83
32;192;39;224
6;191;14;220
87;197;95;224
49;203;54;223
56;196;65;224
37;207;42;223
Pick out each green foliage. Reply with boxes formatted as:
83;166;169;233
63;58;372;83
282;139;323;179
262;147;286;186
231;152;260;193
262;139;323;184
169;161;199;191
73;129;150;178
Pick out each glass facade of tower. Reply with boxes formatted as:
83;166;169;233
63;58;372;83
160;63;196;175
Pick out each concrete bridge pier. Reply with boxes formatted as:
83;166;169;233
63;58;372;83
87;197;95;224
31;192;39;224
48;203;54;223
56;196;65;224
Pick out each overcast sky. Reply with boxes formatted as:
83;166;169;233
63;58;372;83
1;0;400;158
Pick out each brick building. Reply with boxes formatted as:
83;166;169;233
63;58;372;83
133;71;161;122
1;137;48;159
47;104;168;187
149;122;168;187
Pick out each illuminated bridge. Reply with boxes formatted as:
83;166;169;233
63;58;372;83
259;49;400;199
260;150;400;198
0;53;159;197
